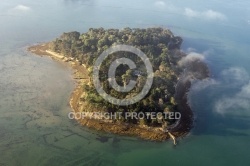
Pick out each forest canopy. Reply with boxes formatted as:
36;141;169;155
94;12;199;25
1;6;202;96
49;27;185;127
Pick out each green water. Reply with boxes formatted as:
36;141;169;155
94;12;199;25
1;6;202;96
0;0;250;165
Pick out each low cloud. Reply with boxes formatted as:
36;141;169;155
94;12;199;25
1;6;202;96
154;1;166;9
186;47;197;53
153;2;226;21
185;65;250;115
191;78;218;91
214;67;250;114
154;0;178;12
176;52;209;94
178;52;205;67
215;82;250;114
184;8;226;20
10;5;31;12
184;8;198;18
203;10;226;20
221;67;249;84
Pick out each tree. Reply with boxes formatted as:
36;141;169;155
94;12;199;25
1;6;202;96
50;27;185;126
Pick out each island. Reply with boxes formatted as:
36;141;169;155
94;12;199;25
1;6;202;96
28;27;209;143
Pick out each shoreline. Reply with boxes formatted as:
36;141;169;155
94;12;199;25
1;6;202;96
28;43;196;142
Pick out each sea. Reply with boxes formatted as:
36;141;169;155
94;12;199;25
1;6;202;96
0;0;250;165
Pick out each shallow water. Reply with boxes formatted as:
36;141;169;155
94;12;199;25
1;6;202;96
0;0;250;165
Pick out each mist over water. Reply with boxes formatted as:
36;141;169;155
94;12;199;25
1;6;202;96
0;0;250;165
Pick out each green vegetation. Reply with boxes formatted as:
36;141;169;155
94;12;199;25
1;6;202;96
50;27;185;127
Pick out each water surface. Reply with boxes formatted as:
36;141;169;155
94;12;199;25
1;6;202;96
0;0;250;165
